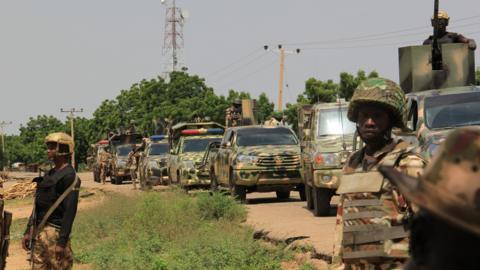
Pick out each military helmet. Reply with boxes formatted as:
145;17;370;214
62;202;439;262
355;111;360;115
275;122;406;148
431;10;450;21
379;127;480;236
45;132;74;156
233;99;242;105
347;77;406;128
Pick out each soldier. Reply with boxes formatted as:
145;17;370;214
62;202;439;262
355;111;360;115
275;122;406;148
379;127;480;270
225;99;243;127
22;132;81;270
264;112;283;126
423;11;476;50
98;147;111;184
332;78;425;269
127;144;140;190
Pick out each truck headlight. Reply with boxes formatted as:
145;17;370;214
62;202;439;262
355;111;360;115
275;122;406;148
236;155;259;164
315;153;339;167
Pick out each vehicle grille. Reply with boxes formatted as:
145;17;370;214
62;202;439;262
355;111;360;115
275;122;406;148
257;154;300;168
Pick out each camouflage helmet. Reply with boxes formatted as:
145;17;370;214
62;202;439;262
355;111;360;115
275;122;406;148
379;127;480;236
45;132;74;156
347;77;407;128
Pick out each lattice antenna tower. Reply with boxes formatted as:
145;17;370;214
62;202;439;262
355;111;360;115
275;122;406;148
161;0;186;74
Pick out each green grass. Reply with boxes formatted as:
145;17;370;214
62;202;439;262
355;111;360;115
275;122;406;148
71;191;293;270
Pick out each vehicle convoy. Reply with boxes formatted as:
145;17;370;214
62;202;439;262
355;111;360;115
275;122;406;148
211;125;304;201
399;43;479;161
168;122;224;190
109;133;143;185
298;100;357;216
138;135;170;188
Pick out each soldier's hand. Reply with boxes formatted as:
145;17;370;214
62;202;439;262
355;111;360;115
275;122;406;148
22;234;31;251
55;245;66;260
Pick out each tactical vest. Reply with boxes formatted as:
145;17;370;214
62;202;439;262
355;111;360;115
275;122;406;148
337;146;414;264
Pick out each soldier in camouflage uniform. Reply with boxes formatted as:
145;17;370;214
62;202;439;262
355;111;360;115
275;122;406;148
127;144;140;189
225;99;243;127
332;78;425;269
380;127;480;270
98;147;111;184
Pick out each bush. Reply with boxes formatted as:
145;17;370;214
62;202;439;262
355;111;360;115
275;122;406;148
196;191;246;221
72;191;291;269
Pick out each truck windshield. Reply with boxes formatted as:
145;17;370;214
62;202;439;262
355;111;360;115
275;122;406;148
149;144;168;155
117;145;132;156
425;92;480;129
317;107;356;136
183;138;222;153
237;128;298;146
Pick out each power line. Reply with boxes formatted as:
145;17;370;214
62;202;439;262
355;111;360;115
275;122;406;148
211;52;269;83
217;57;277;90
273;14;480;47
206;48;263;78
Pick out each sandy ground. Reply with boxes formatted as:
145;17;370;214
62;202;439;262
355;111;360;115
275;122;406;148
4;172;336;269
246;192;337;258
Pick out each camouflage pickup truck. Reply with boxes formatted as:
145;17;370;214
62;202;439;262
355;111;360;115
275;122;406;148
211;125;304;202
299;100;356;216
138;135;170;188
109;133;143;185
399;43;480;161
167;122;224;190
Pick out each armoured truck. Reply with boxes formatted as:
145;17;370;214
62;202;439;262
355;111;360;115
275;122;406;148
138;135;170;188
299;100;357;216
167;122;224;190
109;133;143;185
211;125;304;202
400;43;479;161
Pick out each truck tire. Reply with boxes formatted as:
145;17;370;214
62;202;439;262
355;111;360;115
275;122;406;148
305;184;314;210
298;185;306;201
313;186;332;216
110;176;117;185
276;191;290;200
233;185;246;202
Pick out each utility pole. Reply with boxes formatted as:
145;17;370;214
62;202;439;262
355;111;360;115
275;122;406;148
264;45;300;111
161;0;187;75
60;108;83;168
0;121;12;171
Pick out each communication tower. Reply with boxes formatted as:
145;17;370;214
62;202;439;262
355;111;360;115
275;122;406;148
161;0;187;74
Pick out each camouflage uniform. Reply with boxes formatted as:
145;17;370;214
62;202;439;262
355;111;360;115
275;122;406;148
380;127;480;269
98;150;111;184
332;78;425;269
127;150;140;189
423;11;477;50
32;225;73;270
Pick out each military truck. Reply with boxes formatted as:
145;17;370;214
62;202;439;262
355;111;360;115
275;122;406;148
109;133;143;185
167;122;224;190
299;100;357;216
211;125;304;202
399;43;479;161
138;135;170;188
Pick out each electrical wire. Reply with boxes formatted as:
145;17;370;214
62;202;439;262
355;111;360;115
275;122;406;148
211;52;269;83
205;48;263;78
216;57;277;90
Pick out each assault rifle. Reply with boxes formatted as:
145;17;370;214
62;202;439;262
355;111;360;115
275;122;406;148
431;0;443;70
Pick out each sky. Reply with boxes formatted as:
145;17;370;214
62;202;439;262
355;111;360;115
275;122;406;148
1;0;479;134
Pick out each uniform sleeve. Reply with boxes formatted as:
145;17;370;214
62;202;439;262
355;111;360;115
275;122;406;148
57;173;81;247
398;153;425;178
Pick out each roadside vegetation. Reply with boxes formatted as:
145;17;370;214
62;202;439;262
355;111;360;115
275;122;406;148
70;191;294;270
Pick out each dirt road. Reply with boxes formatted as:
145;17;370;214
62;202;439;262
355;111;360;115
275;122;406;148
4;172;336;269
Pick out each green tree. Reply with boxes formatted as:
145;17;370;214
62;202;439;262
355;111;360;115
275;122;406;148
339;70;378;100
255;93;275;122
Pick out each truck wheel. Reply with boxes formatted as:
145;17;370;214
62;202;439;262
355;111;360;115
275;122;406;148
305;185;314;210
210;170;218;192
233;185;246;202
313;186;332;217
276;191;290;200
110;176;117;185
298;185;306;201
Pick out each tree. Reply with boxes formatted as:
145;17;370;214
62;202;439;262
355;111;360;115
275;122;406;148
476;68;480;85
339;70;378;100
255;93;275;122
